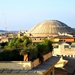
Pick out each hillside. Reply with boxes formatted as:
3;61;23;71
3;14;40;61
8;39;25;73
0;30;5;32
73;28;75;31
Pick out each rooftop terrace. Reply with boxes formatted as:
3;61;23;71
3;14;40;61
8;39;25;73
0;56;60;75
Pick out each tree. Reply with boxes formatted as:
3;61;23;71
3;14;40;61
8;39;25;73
37;43;47;54
36;39;53;63
37;39;53;54
20;44;38;61
0;50;23;61
22;36;32;47
42;39;53;52
4;37;23;50
14;38;23;48
0;36;53;61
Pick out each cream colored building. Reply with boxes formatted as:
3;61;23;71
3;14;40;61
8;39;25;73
17;30;28;38
53;42;75;58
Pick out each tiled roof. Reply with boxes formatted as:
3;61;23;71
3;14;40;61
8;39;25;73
63;57;75;73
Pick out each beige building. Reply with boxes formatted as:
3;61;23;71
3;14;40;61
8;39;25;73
53;42;75;57
0;32;17;43
0;37;12;43
17;30;28;38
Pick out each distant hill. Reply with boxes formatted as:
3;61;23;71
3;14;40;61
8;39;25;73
0;30;18;33
0;30;5;32
72;28;75;31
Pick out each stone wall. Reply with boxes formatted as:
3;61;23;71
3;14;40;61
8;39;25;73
0;61;32;70
0;52;52;70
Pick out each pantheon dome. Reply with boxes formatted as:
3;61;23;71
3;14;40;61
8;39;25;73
27;20;75;37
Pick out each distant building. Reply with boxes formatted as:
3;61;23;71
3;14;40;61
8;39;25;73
23;20;75;43
27;20;75;36
53;42;75;58
0;32;17;43
0;37;12;43
17;30;28;38
53;35;75;42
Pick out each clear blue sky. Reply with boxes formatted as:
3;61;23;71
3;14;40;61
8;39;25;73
0;0;75;31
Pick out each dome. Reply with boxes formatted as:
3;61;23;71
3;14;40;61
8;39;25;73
27;20;75;37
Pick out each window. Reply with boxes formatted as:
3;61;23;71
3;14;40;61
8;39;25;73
71;45;75;48
64;45;69;48
54;45;59;48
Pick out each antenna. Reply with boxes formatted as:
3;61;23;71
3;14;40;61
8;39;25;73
2;13;7;31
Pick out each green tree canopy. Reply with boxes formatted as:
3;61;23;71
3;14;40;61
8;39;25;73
37;39;53;54
0;50;23;61
0;36;53;61
42;39;53;52
22;36;32;47
20;44;38;61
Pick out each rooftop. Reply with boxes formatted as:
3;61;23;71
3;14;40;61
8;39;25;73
0;56;60;75
63;56;75;73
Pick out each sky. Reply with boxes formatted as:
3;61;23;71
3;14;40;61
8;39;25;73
0;0;75;31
